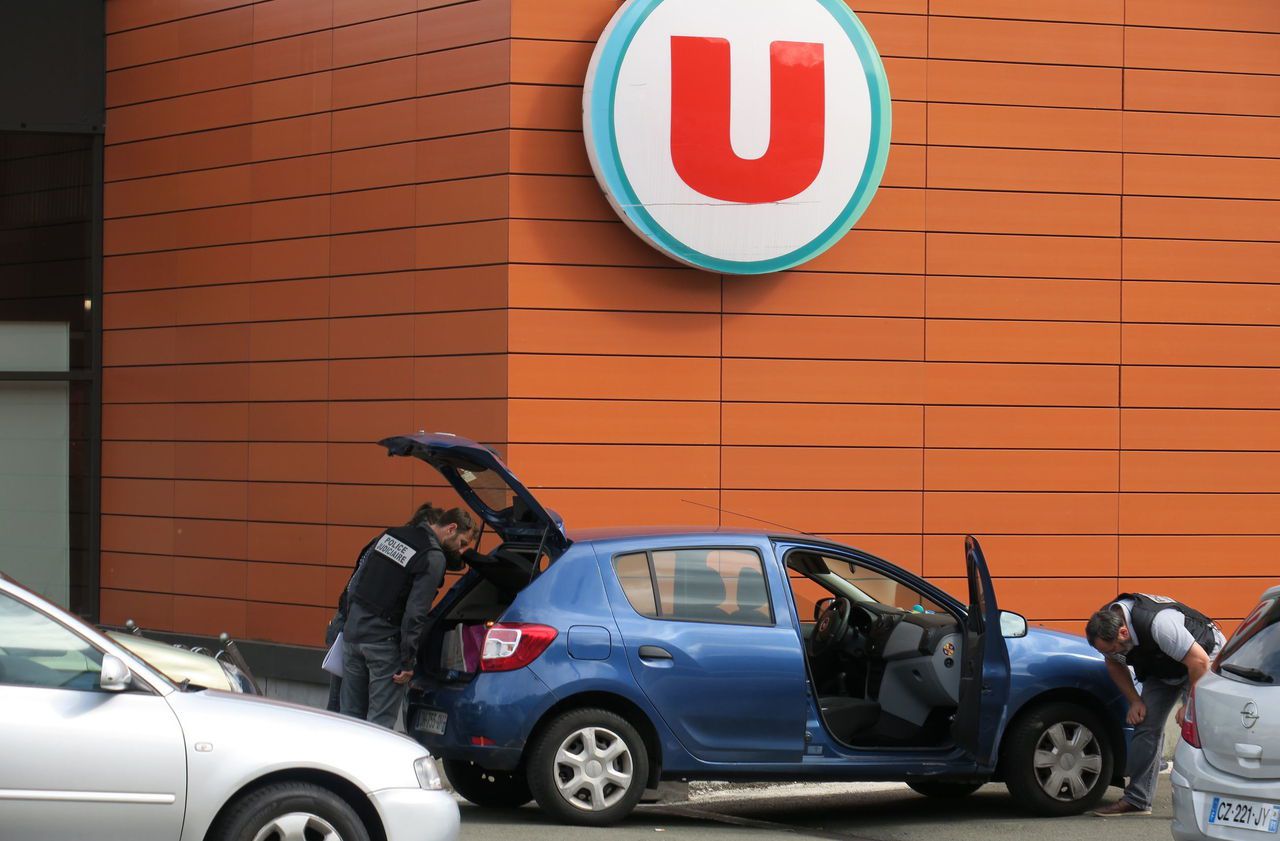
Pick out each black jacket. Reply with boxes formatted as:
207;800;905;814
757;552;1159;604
344;526;446;669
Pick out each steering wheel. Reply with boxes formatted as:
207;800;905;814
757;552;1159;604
812;597;853;654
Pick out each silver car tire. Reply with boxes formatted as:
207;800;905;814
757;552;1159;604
211;781;371;841
526;707;650;827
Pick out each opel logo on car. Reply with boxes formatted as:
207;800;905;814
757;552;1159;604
1243;701;1260;729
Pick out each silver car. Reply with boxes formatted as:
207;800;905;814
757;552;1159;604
0;574;460;841
1173;585;1280;841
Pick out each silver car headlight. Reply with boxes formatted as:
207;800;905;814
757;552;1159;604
414;756;443;791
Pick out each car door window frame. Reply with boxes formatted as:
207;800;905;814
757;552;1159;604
610;546;777;627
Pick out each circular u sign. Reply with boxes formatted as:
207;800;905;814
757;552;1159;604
584;0;891;275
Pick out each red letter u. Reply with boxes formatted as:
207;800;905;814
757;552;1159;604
670;36;826;204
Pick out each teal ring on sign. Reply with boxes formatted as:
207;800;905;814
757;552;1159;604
584;0;892;275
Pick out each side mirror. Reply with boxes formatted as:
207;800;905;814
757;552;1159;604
99;654;133;692
813;597;836;622
1000;611;1028;639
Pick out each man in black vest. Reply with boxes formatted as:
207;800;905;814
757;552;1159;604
1085;593;1225;816
340;503;475;728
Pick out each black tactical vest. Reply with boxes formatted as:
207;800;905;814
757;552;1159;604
349;525;438;625
1115;592;1218;681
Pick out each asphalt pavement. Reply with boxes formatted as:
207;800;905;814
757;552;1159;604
457;778;1176;841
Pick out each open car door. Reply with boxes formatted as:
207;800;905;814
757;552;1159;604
380;432;570;563
951;535;1011;770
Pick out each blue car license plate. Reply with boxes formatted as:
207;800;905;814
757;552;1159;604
1208;797;1280;833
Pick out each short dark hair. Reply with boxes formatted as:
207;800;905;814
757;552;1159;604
437;507;475;536
1085;608;1125;646
407;502;444;529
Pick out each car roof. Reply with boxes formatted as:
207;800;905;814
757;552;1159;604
566;525;855;552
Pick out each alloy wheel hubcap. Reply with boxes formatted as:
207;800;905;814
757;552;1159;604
553;726;634;811
1033;721;1103;802
251;812;343;841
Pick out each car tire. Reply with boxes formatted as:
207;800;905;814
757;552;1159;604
907;780;984;798
210;781;370;841
526;707;650;826
444;759;533;809
1003;701;1113;817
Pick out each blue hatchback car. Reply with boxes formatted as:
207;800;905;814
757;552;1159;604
386;433;1130;826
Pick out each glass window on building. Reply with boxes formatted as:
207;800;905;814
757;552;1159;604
0;132;99;615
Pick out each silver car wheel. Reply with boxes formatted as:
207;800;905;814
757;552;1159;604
553;726;634;812
1033;720;1103;802
251;811;344;841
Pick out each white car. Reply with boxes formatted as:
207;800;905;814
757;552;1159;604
0;574;459;841
1173;585;1280;841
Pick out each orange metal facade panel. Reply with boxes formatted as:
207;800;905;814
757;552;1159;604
1125;155;1280;202
923;406;1107;450
329;314;413;359
106;7;252;71
929;17;1122;66
927;61;1121;109
724;274;922;318
926;449;1118;492
331;57;416;110
1124;112;1280;159
1121;536;1280;578
1126;69;1280;118
507;265;716;313
250;403;329;442
724;359;924;405
926;191;1120;237
1121;494;1280;535
174;558;247;600
922;534;1118;578
926;492;1117;534
925;362;1119;406
509;310;719;357
723;315;923;361
1126;27;1280;76
175;480;249;521
722;447;922;491
927;0;1123;24
926;320;1120;364
1123;452;1280;494
509;400;718;446
506;444;720;490
1124;239;1280;284
927;233;1121;279
1125;0;1280;34
508;355;721;401
927;147;1122;194
927;277;1119;322
928;103;1122;151
1123;367;1280;409
1125;324;1280;367
332;14;417;67
721;490;922;535
102;478;175;517
722;404;924;448
1122;409;1280;451
1125;197;1280;242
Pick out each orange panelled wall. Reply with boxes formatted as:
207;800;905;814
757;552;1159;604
99;0;511;645
100;0;1280;646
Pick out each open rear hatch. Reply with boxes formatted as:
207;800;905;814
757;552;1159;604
380;432;570;678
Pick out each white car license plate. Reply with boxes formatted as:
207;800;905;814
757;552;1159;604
419;711;447;736
1208;797;1280;833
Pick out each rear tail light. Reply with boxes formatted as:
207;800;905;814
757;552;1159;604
1181;688;1201;749
479;623;558;672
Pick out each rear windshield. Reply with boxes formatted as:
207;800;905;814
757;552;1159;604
1217;597;1280;683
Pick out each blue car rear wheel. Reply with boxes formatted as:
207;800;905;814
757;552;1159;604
526;708;650;826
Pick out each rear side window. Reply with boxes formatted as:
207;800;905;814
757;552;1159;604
1217;597;1280;684
612;548;773;626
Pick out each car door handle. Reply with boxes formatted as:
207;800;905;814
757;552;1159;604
638;645;673;661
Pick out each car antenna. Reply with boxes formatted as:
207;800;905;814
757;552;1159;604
679;498;817;537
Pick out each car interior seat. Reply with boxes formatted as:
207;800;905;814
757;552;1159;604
675;565;729;620
731;566;770;623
